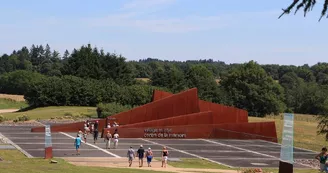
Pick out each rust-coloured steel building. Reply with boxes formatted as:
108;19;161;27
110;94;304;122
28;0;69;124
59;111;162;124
31;88;278;142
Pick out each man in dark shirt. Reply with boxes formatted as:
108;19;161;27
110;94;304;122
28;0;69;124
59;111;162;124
137;145;145;167
93;121;99;144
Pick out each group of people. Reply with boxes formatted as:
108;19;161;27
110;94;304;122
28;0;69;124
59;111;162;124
127;145;169;168
73;120;120;155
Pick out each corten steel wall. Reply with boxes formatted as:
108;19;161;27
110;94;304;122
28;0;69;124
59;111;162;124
119;111;213;128
31;119;106;132
198;100;248;123
108;88;200;126
102;122;277;142
152;90;173;102
152;90;248;123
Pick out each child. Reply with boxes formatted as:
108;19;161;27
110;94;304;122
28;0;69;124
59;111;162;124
74;135;82;155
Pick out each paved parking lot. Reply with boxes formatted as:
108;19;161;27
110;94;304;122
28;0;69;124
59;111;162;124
0;126;316;168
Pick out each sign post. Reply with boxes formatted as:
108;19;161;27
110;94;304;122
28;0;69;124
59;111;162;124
44;125;53;159
278;113;294;173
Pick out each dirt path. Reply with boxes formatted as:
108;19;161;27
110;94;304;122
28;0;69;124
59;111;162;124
63;157;239;173
0;109;19;113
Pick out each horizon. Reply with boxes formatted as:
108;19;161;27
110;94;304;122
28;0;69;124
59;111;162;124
1;0;328;66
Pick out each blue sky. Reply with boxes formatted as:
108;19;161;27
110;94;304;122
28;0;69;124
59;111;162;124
0;0;328;65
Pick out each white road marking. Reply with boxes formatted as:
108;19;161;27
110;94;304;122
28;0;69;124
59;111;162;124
60;132;121;158
202;139;279;159
139;138;233;168
202;139;316;169
0;132;34;158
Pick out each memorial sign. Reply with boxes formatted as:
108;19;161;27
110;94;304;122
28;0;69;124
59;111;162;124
144;128;186;138
45;125;52;148
278;113;294;173
44;125;53;159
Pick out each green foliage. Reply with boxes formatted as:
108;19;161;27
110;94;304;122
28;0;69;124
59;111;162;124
279;0;328;21
0;115;6;122
0;70;45;95
186;64;217;101
220;61;286;117
97;102;132;118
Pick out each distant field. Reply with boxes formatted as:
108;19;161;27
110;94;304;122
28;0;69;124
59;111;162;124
0;94;25;101
0;98;28;109
0;106;96;120
249;113;327;151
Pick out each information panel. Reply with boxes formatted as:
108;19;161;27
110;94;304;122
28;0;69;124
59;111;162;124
45;125;52;148
280;113;294;164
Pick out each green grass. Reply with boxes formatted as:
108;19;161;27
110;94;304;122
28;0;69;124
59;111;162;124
249;113;328;152
167;158;233;169
0;106;97;120
0;150;167;173
0;98;28;109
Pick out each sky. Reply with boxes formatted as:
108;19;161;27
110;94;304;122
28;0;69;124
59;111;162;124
0;0;328;65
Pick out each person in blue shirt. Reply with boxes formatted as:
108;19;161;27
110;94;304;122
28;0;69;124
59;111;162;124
74;135;82;155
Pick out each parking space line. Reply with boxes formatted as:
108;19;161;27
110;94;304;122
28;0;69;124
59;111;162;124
202;139;280;159
140;138;233;168
202;139;316;169
0;132;34;158
262;140;316;153
60;132;121;158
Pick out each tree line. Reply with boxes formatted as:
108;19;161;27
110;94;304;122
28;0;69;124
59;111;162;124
1;44;328;119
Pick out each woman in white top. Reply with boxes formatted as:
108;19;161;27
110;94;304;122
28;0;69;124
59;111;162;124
113;132;119;149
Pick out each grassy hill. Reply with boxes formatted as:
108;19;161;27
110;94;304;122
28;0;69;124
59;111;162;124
0;106;96;120
249;114;327;152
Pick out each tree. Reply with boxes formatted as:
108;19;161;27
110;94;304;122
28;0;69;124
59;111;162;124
185;64;218;101
279;0;328;21
220;61;286;117
279;72;305;112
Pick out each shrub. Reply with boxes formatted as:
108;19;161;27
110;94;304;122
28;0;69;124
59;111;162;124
17;115;30;122
0;115;5;123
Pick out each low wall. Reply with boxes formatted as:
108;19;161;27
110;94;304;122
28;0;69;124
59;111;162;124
109;88;200;125
102;122;278;142
31;119;106;132
119;111;213;128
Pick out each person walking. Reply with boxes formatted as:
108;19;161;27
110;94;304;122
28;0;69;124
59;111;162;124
113;132;119;149
104;131;112;149
146;147;153;167
137;145;145;167
74;134;82;155
316;147;328;172
127;146;135;167
83;131;87;143
93;121;99;144
161;147;169;168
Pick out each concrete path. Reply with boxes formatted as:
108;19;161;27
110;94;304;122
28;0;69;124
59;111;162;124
63;157;239;173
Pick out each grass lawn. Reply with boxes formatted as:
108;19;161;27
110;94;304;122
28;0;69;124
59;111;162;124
249;113;328;152
167;158;233;169
0;98;28;110
0;150;166;173
0;106;97;120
